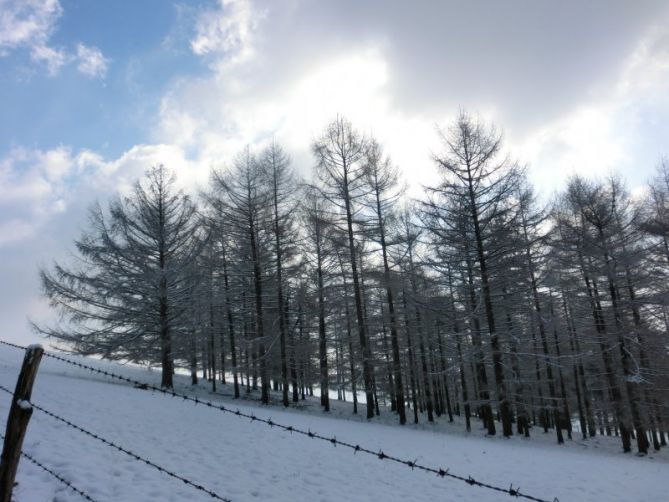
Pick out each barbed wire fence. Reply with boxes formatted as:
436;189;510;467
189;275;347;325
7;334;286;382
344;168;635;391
0;339;560;502
0;432;99;502
0;384;231;501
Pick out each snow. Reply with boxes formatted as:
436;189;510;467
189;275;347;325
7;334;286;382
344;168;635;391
15;399;31;411
0;344;667;501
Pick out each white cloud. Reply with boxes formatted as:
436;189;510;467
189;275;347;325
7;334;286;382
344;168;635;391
0;146;68;203
0;0;62;49
0;218;35;248
0;218;37;246
190;0;265;68
617;24;669;97
0;141;200;345
0;143;200;247
76;43;110;79
160;1;669;205
29;43;66;74
512;21;669;194
4;0;669;346
515;105;629;195
100;144;199;195
0;1;111;78
0;146;73;250
0;0;66;73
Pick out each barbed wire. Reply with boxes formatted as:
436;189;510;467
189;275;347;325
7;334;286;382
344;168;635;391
0;384;231;501
0;433;99;502
0;340;559;502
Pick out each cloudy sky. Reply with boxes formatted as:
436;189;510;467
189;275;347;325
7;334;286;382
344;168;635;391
1;0;669;345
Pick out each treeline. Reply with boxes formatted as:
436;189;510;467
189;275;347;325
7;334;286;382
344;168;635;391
38;112;669;455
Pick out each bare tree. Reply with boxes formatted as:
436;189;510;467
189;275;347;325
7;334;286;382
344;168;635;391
260;142;300;406
363;139;407;424
208;149;272;404
301;187;335;411
424;111;521;436
312;116;376;419
38;165;203;388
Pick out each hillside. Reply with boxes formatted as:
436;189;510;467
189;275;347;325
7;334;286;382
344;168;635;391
0;344;666;502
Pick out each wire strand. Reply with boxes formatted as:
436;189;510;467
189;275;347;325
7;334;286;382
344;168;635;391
0;339;559;502
0;384;231;501
0;433;99;502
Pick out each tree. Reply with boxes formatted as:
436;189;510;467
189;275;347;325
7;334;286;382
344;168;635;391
260;142;299;407
517;183;566;443
552;175;662;454
208;149;272;404
425;111;521;436
38;165;202;388
312;116;376;419
363;139;407;424
301;187;335;411
34;112;669;454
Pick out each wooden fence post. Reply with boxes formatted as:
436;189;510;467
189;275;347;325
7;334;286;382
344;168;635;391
0;344;44;502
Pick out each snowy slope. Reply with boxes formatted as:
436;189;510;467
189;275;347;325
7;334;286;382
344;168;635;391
0;345;667;502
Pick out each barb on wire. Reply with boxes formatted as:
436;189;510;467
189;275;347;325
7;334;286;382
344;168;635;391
0;339;559;502
0;384;231;502
0;433;98;502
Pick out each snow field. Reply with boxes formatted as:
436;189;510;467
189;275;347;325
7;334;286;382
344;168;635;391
0;345;666;501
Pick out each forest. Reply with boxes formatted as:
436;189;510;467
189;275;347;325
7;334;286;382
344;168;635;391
36;112;669;456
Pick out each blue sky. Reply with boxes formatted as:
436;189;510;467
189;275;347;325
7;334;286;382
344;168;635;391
0;1;208;157
1;0;669;344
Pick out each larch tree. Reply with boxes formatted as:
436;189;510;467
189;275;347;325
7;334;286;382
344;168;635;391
425;111;522;436
312;116;376;419
38;165;203;388
363;139;407;424
301;186;336;411
33;112;669;455
208;148;272;404
260;142;300;407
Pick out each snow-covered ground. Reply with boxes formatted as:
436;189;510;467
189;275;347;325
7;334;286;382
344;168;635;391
0;344;667;502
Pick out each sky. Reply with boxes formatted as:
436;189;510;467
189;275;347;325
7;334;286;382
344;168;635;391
1;0;669;345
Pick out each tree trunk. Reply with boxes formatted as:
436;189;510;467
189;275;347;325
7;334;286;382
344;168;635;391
222;246;240;398
374;184;406;424
342;167;375;418
317;235;329;411
465;164;511;436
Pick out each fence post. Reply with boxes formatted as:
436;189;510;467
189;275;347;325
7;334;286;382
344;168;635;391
0;344;44;502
